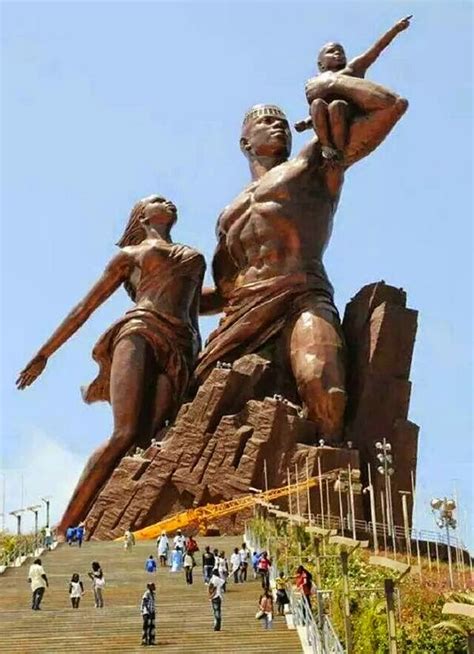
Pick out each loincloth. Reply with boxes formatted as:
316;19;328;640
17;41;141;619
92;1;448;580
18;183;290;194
194;271;339;385
81;307;199;405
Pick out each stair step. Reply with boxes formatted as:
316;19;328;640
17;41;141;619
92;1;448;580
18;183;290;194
0;536;301;653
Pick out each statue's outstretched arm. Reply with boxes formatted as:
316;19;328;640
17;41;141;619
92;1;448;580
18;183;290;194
16;251;133;389
349;15;412;76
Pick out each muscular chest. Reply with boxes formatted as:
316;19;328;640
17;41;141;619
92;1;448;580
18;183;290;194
220;163;305;239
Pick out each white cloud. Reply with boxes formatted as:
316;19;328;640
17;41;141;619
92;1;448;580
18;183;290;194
1;428;85;533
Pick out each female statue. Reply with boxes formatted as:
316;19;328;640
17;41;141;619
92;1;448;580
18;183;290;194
16;195;205;532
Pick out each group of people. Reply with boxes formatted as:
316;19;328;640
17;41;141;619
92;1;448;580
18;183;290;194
65;523;85;547
27;528;314;646
27;558;105;611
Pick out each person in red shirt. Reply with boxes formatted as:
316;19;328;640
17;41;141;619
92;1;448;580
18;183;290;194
186;535;199;565
295;565;314;609
257;552;272;591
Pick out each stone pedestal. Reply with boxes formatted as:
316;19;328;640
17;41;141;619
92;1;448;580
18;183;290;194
343;282;419;527
84;281;418;540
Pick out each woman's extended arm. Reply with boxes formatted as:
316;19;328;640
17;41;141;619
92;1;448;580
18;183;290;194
16;251;133;389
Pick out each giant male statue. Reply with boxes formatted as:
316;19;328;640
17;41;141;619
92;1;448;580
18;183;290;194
196;78;408;441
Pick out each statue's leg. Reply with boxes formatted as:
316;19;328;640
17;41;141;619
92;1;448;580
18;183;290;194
149;373;174;441
57;334;149;532
310;99;339;161
287;308;346;442
325;75;405;113
328;100;350;151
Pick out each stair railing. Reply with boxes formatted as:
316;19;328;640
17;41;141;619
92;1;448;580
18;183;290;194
0;532;49;571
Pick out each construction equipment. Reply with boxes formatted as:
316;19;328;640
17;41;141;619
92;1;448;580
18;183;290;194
126;467;345;541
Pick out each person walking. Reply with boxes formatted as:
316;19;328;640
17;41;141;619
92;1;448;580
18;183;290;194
239;542;250;582
66;526;75;546
257;552;271;591
251;551;260;579
124;528;135;551
76;523;85;548
257;589;274;629
69;573;84;608
170;547;183;572
202;546;215;584
28;558;48;610
208;568;225;631
145;555;157;574
88;561;105;608
295;565;313;610
173;529;186;552
230;548;241;584
186;535;199;565
43;526;53;550
217;550;229;592
184;550;194;585
156;532;169;567
275;571;290;615
141;582;156;646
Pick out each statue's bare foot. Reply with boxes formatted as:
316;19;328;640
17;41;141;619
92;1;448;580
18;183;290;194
294;118;311;133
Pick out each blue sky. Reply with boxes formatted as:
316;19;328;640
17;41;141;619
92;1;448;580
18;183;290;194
1;1;472;546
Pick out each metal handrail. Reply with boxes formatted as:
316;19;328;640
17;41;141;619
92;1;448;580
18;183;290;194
245;526;345;654
307;514;468;551
0;532;50;569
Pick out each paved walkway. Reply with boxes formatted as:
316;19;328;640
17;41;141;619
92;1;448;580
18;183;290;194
0;535;301;653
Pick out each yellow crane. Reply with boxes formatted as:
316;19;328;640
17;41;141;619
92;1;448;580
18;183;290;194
127;467;343;540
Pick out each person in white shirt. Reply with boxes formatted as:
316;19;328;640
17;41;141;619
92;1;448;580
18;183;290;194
239;542;250;582
183;550;194;585
28;558;48;610
216;550;228;592
69;573;84;609
124;528;135;551
173;529;186;551
156;532;169;566
208;569;225;631
230;548;241;584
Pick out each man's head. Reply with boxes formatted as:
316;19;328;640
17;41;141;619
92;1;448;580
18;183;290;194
34;558;41;565
317;42;347;72
240;104;291;161
147;582;156;592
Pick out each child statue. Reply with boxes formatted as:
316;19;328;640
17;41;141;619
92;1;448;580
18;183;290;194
16;195;205;533
294;15;412;161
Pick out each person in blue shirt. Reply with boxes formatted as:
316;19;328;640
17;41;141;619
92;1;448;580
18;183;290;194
145;555;157;574
251;551;261;579
66;526;75;546
76;524;84;548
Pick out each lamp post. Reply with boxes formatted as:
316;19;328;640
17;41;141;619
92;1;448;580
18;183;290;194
431;497;457;588
41;496;52;528
375;439;396;557
363;463;379;554
27;505;42;537
9;509;25;535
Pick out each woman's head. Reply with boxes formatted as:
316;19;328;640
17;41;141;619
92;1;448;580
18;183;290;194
117;195;177;248
71;573;79;582
91;561;101;572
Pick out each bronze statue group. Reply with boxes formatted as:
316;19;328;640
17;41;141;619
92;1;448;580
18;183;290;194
18;20;411;645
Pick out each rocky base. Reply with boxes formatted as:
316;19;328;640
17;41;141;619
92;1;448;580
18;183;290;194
84;281;418;540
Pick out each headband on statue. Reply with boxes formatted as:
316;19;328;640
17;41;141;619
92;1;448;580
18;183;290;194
242;104;288;128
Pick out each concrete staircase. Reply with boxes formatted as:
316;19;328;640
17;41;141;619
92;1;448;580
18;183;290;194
0;535;302;653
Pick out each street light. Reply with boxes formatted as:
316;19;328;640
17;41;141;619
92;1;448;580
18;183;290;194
26;505;42;537
375;439;396;557
9;509;25;535
41;496;52;527
431;497;457;588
